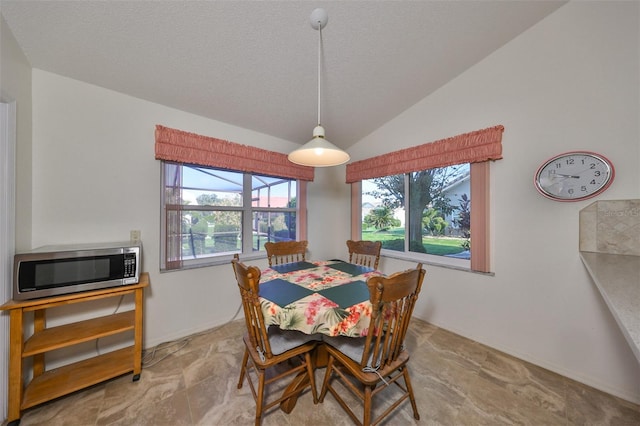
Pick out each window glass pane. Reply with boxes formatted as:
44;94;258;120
166;206;182;264
252;175;296;208
362;175;405;252
360;164;471;260
164;162;182;205
408;165;470;257
161;161;300;270
182;166;243;207
252;211;297;251
181;210;242;258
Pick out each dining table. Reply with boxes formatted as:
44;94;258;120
258;259;382;413
259;259;382;337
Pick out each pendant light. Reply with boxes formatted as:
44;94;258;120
288;8;350;167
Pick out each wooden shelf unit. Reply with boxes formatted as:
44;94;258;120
0;273;149;424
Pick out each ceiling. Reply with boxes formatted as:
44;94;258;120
1;1;566;150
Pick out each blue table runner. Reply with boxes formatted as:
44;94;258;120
270;261;317;274
328;261;374;276
318;280;370;309
258;278;314;307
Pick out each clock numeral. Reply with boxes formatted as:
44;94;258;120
589;162;597;169
581;186;588;192
589;179;596;185
594;170;601;177
568;188;574;194
565;158;575;165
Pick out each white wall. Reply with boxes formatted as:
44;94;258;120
0;15;32;252
30;70;303;346
307;166;351;260
0;14;32;422
349;1;640;403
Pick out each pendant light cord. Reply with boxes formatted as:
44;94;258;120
317;22;322;127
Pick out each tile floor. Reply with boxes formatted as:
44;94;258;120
10;318;640;425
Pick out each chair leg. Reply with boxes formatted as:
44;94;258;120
318;356;335;402
403;367;420;420
255;368;266;426
304;352;318;403
237;348;249;389
363;385;373;426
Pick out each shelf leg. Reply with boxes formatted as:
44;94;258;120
33;309;46;377
133;287;144;376
7;309;24;423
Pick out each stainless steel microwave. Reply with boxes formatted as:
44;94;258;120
13;241;141;300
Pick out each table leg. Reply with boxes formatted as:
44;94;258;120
279;372;310;413
314;343;329;368
279;343;327;413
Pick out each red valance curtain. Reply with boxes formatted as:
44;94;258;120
155;125;314;181
346;125;504;183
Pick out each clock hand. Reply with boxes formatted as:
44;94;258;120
539;176;568;188
552;173;580;178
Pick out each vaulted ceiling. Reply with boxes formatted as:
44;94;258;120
1;1;566;149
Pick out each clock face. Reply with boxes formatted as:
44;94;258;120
534;151;614;201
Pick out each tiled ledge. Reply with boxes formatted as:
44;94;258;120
580;251;640;364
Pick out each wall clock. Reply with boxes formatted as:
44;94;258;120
534;151;615;201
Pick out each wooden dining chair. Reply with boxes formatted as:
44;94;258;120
264;240;308;267
319;263;426;426
347;240;382;270
231;256;319;425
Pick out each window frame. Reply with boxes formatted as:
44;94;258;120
348;126;502;274
353;162;490;273
155;125;313;272
160;161;304;271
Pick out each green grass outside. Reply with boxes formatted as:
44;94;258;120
182;228;467;257
181;233;277;257
362;228;467;256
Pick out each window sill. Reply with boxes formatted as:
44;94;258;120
160;252;267;272
381;251;494;276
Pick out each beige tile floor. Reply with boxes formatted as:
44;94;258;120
10;318;640;426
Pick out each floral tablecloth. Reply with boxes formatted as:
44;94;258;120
259;260;382;337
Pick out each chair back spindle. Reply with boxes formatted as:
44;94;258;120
264;240;308;267
232;259;273;359
361;265;424;370
320;263;425;426
347;240;382;270
319;263;425;425
231;255;319;425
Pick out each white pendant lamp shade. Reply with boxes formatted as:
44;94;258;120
288;126;350;167
288;8;350;167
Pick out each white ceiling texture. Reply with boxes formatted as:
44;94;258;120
1;0;566;149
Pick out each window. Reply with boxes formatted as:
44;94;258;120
360;164;471;269
347;125;503;273
155;125;313;271
161;162;299;270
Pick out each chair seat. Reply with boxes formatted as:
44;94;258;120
267;327;323;356
324;342;410;386
322;335;370;364
243;332;318;366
